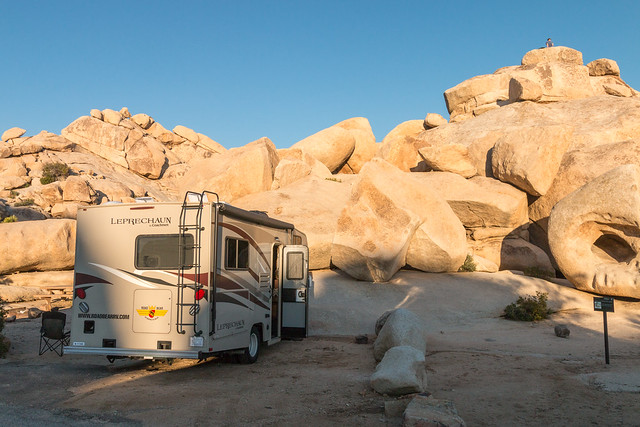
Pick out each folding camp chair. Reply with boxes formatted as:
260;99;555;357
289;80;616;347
38;309;70;356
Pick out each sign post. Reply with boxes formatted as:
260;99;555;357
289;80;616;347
593;296;615;364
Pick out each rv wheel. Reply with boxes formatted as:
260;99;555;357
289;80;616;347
240;325;261;364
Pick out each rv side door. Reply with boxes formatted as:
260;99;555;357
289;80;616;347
281;245;309;339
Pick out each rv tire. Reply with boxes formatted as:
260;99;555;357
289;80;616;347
240;325;261;364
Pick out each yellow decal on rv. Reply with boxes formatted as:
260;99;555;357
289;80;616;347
136;305;168;320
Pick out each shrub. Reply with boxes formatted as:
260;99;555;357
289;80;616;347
504;291;551;321
40;162;70;185
9;190;18;198
325;177;343;183
458;254;477;272
14;198;34;207
2;215;18;223
523;267;554;280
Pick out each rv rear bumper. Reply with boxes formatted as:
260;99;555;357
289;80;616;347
63;346;202;359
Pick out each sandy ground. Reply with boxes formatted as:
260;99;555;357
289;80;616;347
1;269;640;425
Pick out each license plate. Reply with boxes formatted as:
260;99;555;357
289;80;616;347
190;336;204;347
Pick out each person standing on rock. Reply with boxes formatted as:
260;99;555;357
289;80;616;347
546;38;554;47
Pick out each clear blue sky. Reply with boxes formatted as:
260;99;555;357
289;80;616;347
1;1;639;149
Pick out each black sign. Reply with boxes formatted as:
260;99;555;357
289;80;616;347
594;296;614;313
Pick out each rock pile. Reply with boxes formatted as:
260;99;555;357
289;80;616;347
2;45;640;298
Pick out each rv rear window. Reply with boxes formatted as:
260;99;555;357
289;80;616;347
286;252;304;280
225;238;249;270
135;234;194;270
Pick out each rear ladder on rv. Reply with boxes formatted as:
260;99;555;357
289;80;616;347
176;191;218;336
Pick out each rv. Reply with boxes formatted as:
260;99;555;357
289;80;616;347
64;191;311;363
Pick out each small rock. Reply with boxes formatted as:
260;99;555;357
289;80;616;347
28;307;42;319
384;396;414;418
403;394;466;427
90;109;103;120
554;324;570;338
355;334;369;344
119;107;131;118
423;113;448;129
5;315;17;322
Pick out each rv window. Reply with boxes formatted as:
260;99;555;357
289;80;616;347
286;252;304;280
225;238;249;269
135;234;194;270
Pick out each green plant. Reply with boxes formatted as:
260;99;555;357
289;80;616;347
2;215;18;223
9;190;18;198
325;177;343;183
40;162;70;185
458;254;477;272
14;198;34;207
504;291;551;321
523;267;554;280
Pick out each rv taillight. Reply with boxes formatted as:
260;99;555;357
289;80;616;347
195;289;205;300
76;288;86;299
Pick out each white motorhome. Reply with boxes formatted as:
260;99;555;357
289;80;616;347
64;191;310;363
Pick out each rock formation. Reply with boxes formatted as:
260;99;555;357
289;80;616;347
548;165;640;298
1;45;640;298
331;159;467;282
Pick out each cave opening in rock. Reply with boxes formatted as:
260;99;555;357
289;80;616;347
591;233;636;263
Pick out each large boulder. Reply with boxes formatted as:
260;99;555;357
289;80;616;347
290;123;356;173
444;73;510;122
444;47;603;123
125;136;169;179
131;113;154;129
335;117;378;173
587;58;620;76
471;237;554;273
590;75;636;97
508;76;543;102
491;125;573;196
370;346;427;396
2;127;26;141
0;157;29;190
28;131;75;152
521;46;583;66
61;116;134;168
89;178;137;202
102;108;123;126
375;120;431;171
172;125;199;143
146;121;183;145
408;96;640;187
331;159;466;282
234;175;354;270
373;308;426;362
0;219;76;274
423;113;448;129
548;165;640;298
62;176;93;203
178;137;279;202
418;144;477;178
413;173;529;229
196;133;226;154
271;148;332;190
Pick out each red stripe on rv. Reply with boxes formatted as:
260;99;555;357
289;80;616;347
220;223;270;266
75;272;112;286
164;271;209;287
